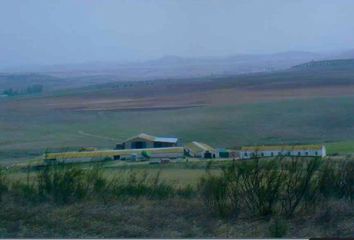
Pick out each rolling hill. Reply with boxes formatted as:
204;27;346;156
2;58;354;162
292;59;354;71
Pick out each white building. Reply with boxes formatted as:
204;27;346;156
184;141;216;159
240;145;326;159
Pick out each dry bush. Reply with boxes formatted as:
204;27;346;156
340;160;354;201
317;160;342;199
199;157;326;219
0;166;8;202
199;174;236;218
268;217;288;238
280;157;321;217
110;170;175;200
232;158;283;216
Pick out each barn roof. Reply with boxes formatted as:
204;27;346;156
185;141;215;153
241;144;324;151
125;133;178;143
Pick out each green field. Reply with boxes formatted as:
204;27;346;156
2;61;354;164
326;140;354;154
1;95;354;163
6;158;224;188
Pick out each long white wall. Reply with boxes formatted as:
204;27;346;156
240;146;326;159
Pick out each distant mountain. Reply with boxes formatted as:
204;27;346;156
2;50;354;92
1;51;323;81
146;51;321;68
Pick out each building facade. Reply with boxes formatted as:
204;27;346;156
185;141;216;159
116;133;179;149
240;145;326;159
45;147;185;163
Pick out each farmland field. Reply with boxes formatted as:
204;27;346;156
2;94;354;164
2;62;354;164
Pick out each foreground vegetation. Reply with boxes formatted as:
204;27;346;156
0;157;353;238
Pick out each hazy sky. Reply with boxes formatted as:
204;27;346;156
1;0;354;67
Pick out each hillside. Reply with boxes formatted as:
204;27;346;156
0;73;126;94
2;58;354;163
292;59;354;71
1;54;353;97
208;58;354;90
83;57;354;93
0;73;60;92
2;58;354;111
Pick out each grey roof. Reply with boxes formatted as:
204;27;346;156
125;133;178;143
154;137;178;143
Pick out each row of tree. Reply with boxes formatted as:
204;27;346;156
2;84;43;96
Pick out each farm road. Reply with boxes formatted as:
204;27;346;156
77;130;117;141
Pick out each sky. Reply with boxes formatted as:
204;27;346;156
1;0;354;68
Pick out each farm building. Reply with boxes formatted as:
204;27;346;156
44;147;184;163
116;133;179;149
240;145;326;159
215;148;231;158
185;141;216;159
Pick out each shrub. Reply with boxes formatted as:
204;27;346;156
199;156;326;219
176;184;195;198
269;217;288;238
231;158;283;216
0;167;8;202
37;164;88;203
111;170;174;200
87;165;107;193
7;164;186;204
318;160;342;199
199;174;235;218
200;157;284;218
341;160;354;201
10;180;37;202
280;157;321;217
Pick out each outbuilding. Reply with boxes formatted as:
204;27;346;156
185;141;216;159
240;144;326;159
45;147;185;163
216;148;230;158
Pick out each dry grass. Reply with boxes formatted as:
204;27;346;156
1;159;354;238
0;196;353;238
